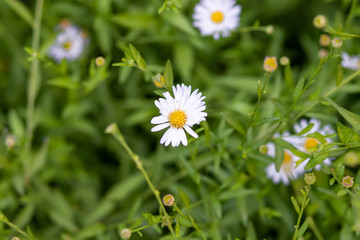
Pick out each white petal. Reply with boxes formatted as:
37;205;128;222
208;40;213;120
160;128;172;144
151;123;170;132
184;126;198;139
151;115;168;124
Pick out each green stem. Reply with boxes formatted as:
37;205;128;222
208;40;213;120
331;171;360;201
105;124;177;239
0;213;32;239
25;0;44;155
293;186;310;240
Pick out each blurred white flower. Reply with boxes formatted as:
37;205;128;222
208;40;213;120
265;136;305;185
193;0;241;40
287;118;335;170
48;23;88;63
151;84;207;147
340;52;360;70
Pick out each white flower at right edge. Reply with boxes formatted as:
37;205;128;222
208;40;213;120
193;0;241;40
340;52;360;70
289;118;335;170
151;84;207;147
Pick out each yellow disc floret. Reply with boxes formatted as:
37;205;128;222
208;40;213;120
282;151;293;173
168;110;187;128
304;138;319;152
63;41;73;50
211;11;224;23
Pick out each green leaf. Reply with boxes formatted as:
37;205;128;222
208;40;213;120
3;0;33;26
297;217;311;238
112;13;159;30
274;138;294;150
174;43;194;81
334;164;345;179
329;177;336;186
275;145;284;172
8;109;25;140
305;153;329;170
94;17;112;53
177;215;192;227
142;212;162;225
164;60;174;89
47;78;79;90
220;113;245;135
178;188;191;208
336;64;343;86
161;11;198;36
337;189;348;197
211;195;222;219
290;196;300;214
293;76;305;102
298;123;314;135
270;98;287;115
327;98;360;130
336;122;360;145
290;148;310;159
253;117;281;126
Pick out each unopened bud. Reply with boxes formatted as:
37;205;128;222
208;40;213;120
344;151;359;167
319;34;331;47
342;176;354;188
318;49;329;59
95;57;105;66
279;56;290;66
313;15;327;29
259;145;269;154
153;74;165;88
332;38;343;48
163;194;175;206
11;237;20;240
304;173;316;185
263;56;277;72
265;25;274;35
5;135;17;148
120;228;131;239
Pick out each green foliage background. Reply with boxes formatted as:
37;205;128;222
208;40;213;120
0;0;360;239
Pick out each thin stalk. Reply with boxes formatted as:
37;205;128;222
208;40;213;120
25;0;44;153
293;186;310;240
0;213;32;239
105;123;177;239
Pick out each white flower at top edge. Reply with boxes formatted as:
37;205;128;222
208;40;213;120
265;133;305;185
151;84;207;147
287;118;335;170
193;0;241;40
48;23;88;63
340;52;360;70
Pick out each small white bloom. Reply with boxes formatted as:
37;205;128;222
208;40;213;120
193;0;241;40
265;139;305;185
289;118;335;170
340;52;360;70
48;23;88;63
151;84;207;147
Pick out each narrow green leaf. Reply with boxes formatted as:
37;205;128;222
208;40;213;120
47;78;79;90
3;0;33;26
220;113;245;135
178;188;191;208
305;153;329;170
275;145;284;172
336;64;343;86
129;44;141;64
8;109;25;140
327;98;360;130
177;215;192;227
329;177;336;186
164;60;174;89
297;217;311;238
290;148;310;159
270;98;287;115
337;189;348;197
298;123;314;135
142;212;162;225
336;122;360;144
274;138;295;150
293;76;305;102
290;196;300;214
334;164;345;179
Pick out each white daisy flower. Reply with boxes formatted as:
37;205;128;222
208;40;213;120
151;84;207;147
48;23;88;63
265;138;305;185
340;52;360;70
193;0;241;40
289;118;335;170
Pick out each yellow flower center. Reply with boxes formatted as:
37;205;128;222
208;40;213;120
168;110;187;128
282;151;293;173
211;11;224;24
263;57;278;72
63;41;73;50
304;138;319;152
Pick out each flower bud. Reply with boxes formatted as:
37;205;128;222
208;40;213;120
266;25;274;35
153;74;165;88
11;237;20;240
319;34;331;47
313;15;327;29
5;135;17;148
259;145;269;154
344;151;359;167
332;38;343;48
279;56;290;66
95;57;105;66
163;194;175;206
342;176;354;188
120;228;131;239
318;49;329;59
304;173;316;185
263;56;277;72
